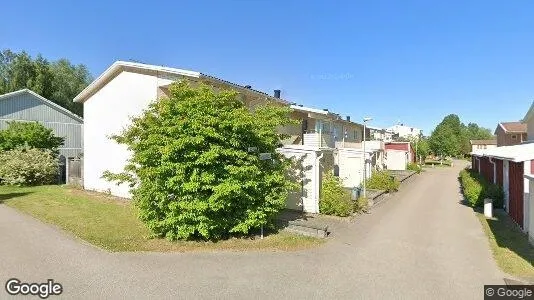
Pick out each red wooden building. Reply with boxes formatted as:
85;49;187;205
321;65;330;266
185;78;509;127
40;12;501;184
471;143;534;230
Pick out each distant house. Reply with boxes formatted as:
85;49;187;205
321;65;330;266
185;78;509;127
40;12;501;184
494;122;527;147
387;124;422;140
0;89;83;158
289;105;363;148
470;139;497;152
384;142;415;170
367;126;394;142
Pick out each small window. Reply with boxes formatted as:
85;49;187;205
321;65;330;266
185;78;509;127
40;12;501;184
511;134;517;140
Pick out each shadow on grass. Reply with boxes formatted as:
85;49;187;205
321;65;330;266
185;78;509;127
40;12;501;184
0;192;33;203
485;211;534;268
457;171;534;278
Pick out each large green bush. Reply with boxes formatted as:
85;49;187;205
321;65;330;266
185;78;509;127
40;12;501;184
0;121;64;154
103;81;297;241
320;173;353;217
365;171;400;193
0;147;58;186
459;169;503;208
320;173;368;216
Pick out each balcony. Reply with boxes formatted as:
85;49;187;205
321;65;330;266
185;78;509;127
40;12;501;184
335;141;362;149
303;132;334;148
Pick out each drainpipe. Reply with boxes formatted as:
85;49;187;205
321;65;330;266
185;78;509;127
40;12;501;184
315;151;324;213
489;157;496;184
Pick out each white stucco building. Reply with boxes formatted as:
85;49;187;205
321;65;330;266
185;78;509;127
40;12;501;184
73;61;289;198
387;124;423;139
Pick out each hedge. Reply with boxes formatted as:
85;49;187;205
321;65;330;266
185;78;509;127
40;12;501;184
365;171;400;193
459;168;504;208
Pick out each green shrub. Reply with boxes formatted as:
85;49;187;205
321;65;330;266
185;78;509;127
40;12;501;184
0;121;64;154
407;162;422;174
320;173;353;217
365;171;400;193
354;196;369;213
0;147;59;186
102;81;297;241
459;168;503;208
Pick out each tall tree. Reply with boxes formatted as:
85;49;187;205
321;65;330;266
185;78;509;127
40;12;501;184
0;49;91;116
466;122;493;140
429;114;494;157
49;59;90;116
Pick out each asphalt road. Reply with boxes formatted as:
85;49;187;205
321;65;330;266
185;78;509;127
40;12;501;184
0;161;504;299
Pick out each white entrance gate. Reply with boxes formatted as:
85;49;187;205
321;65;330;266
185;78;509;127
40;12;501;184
277;146;320;213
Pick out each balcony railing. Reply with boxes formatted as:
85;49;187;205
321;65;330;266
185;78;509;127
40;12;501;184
303;132;334;148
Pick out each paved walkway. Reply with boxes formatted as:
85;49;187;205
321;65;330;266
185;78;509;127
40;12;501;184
0;161;504;299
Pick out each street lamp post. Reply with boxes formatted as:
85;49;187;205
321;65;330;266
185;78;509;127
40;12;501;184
362;117;372;198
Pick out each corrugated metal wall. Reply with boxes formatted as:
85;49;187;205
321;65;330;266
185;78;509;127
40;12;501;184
509;161;524;228
0;91;83;158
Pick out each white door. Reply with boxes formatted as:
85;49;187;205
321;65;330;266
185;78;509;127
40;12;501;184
338;151;363;188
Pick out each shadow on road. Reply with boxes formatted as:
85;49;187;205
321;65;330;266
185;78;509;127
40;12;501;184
0;192;33;204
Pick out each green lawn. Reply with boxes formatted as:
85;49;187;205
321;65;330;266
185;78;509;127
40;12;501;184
477;210;534;279
0;185;323;252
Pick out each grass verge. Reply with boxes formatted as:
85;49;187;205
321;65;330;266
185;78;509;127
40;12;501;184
0;185;324;252
476;210;534;279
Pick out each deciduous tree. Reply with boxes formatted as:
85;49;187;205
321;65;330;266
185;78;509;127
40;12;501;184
103;81;297;241
0;49;91;116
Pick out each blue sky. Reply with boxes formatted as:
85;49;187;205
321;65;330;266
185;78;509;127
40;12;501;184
1;1;533;134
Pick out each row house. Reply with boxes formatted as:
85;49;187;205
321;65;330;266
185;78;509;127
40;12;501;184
471;101;534;245
74;61;384;214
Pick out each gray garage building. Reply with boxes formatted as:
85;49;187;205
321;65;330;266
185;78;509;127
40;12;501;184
0;89;83;158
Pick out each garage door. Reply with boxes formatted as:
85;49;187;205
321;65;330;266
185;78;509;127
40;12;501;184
509;161;524;228
386;150;407;170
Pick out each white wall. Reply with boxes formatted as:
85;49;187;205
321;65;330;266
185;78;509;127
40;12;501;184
388;124;422;138
83;71;175;198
